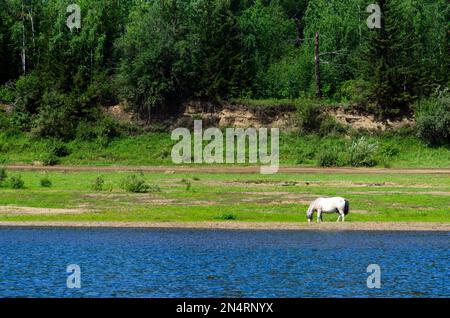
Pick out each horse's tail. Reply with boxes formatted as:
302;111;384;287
343;199;350;215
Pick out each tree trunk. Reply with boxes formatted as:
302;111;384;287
21;2;26;74
314;32;321;99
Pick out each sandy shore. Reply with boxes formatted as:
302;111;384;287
0;221;448;231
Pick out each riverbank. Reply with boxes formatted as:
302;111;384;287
0;221;449;231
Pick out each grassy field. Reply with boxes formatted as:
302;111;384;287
0;170;448;223
1;132;450;168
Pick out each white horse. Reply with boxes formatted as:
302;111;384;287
306;197;349;223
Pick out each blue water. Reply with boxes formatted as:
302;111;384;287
0;228;448;298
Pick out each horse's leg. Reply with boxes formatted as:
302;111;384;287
337;209;345;222
336;213;341;222
317;209;322;223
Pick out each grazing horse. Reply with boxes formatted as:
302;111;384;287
306;197;349;223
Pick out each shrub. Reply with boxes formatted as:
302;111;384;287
40;177;52;187
40;140;70;166
91;176;105;191
416;97;450;146
0;84;15;103
31;90;76;139
348;137;378;167
76;116;121;145
9;175;24;189
0;167;7;183
316;149;340;167
14;73;42;114
297;102;323;135
338;80;371;105
49;140;70;157
120;175;160;193
0;110;10;130
10;110;31;131
41;153;60;166
319;115;347;136
217;213;237;220
95;116;121;146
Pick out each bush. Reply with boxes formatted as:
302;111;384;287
91;176;105;191
0;110;9;130
40;177;52;187
9;175;24;189
40;140;70;166
0;167;7;183
317;150;340;167
0;84;15;103
318;115;347;136
416;98;450;146
49;140;70;157
76;116;121;145
41;153;60;166
94;116;121;145
31;91;76;139
348;137;378;167
120;174;160;193
15;73;42;114
297;102;323;134
217;213;237;220
317;151;339;167
338;80;371;105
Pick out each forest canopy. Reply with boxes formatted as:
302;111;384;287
0;0;449;139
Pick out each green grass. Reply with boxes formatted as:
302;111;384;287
0;131;449;168
0;171;448;223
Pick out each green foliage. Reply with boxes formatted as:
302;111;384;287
238;1;297;97
120;174;161;193
416;97;450;146
40;177;52;188
0;0;448;147
0;84;14;103
348;137;379;167
0;167;7;183
40;140;70;166
49;140;70;158
14;74;42;114
316;150;340;167
31;91;76;139
0;110;11;131
318;115;347;136
217;213;237;220
116;0;190;120
181;178;192;191
315;137;380;167
8;175;24;189
41;153;60;166
338;80;371;105
91;176;105;191
76;115;121;145
360;0;449;117
297;101;323;134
